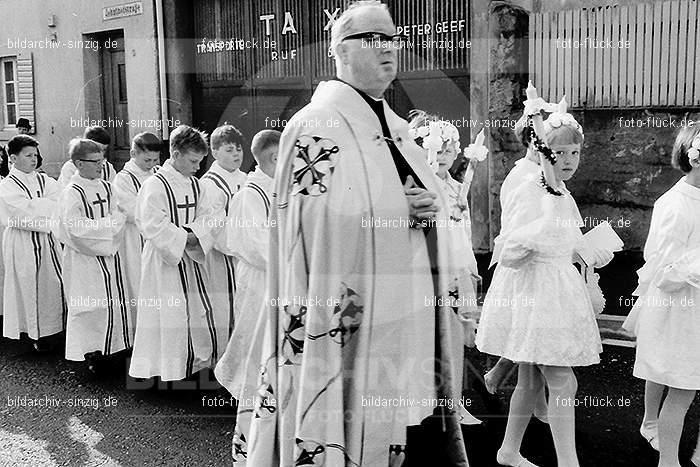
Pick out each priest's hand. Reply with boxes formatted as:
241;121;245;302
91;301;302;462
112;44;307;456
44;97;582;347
404;175;440;228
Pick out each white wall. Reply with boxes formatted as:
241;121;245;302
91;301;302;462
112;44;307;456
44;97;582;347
0;0;161;176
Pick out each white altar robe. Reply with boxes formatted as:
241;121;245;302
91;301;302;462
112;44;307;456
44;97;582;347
214;167;272;446
0;168;65;339
195;160;247;361
57;174;132;361
129;159;219;381
113;159;159;314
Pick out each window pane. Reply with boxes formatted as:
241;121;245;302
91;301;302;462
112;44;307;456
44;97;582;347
5;83;15;103
3;61;13;82
118;64;127;102
7;105;16;125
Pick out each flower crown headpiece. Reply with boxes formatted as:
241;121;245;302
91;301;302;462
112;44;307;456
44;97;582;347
542;96;584;140
687;134;700;164
408;117;461;171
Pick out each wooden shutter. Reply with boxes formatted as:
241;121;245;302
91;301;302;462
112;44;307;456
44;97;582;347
16;52;36;132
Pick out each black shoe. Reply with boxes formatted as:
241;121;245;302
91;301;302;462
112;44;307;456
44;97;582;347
84;351;103;374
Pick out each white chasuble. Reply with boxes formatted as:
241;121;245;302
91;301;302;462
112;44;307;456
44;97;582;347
129;159;218;381
57;174;133;361
196;161;247;361
113;159;159;316
0;168;65;339
241;80;469;467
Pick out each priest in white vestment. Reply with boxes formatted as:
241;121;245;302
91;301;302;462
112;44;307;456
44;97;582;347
129;125;218;381
240;3;470;466
195;124;247;361
0;135;65;344
113;132;161;315
57;138;132;368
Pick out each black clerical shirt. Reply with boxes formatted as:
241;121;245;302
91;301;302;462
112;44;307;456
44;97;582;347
334;78;425;189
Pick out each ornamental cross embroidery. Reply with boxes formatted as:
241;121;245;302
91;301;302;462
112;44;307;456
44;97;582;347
292;135;339;196
295;439;326;466
177;195;197;223
92;192;109;217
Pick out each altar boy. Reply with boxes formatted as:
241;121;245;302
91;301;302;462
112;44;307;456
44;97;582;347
0;135;65;348
57;138;132;372
113;132;161;309
195;124;247;360
214;130;279;457
58;127;116;186
129;125;218;381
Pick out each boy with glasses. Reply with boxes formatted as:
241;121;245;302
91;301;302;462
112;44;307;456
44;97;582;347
57;138;131;373
58;126;116;186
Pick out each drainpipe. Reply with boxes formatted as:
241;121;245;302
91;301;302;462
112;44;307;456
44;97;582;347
155;0;169;139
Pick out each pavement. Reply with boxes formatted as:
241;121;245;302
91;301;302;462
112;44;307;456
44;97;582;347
1;324;698;466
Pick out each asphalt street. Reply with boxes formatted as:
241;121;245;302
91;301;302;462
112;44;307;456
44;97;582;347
1;326;698;466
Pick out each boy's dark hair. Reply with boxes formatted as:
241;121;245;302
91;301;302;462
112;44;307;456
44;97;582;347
132;132;162;152
169;125;208;155
7;134;39;156
210;124;245;151
671;123;700;173
83;126;111;146
0;147;8;177
251;130;281;161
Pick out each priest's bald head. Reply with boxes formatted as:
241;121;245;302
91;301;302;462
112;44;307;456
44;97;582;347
330;0;400;98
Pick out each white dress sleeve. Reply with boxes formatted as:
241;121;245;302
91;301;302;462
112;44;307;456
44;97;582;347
498;182;564;268
637;201;695;294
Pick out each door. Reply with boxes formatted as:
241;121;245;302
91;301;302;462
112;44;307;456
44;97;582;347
101;34;130;168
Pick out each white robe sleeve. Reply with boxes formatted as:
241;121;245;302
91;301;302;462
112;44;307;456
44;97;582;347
113;173;138;224
226;188;268;269
191;177;227;255
0;180;56;233
58;189;125;256
58;161;76;187
135;182;187;267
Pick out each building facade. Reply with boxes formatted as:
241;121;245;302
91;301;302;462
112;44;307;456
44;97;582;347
0;0;163;175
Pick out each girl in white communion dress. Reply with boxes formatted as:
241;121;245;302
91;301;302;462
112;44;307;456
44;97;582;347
623;125;700;467
476;111;611;467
